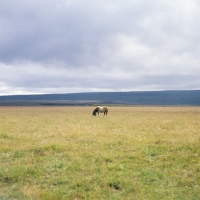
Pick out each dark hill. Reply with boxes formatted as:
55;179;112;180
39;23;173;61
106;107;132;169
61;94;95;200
0;90;200;106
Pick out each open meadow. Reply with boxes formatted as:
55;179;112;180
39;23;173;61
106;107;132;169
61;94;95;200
0;106;200;200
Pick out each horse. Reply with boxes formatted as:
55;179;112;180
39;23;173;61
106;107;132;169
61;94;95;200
92;106;108;116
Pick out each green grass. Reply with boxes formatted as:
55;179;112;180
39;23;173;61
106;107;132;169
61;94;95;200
0;106;200;199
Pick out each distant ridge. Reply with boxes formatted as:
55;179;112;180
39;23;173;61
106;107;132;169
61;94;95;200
0;90;200;106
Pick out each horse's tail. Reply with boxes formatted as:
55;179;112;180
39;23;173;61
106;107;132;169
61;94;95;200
104;106;108;116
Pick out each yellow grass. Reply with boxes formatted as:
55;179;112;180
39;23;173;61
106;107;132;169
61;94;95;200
0;106;200;199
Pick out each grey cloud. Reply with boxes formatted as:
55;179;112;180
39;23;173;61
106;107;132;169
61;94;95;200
0;0;200;95
0;0;156;63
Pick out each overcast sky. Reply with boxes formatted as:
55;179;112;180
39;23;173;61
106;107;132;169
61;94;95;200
0;0;200;95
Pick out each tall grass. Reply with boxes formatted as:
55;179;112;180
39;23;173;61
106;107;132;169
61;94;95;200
0;106;200;199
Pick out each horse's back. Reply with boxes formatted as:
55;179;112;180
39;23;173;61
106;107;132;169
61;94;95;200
99;106;108;112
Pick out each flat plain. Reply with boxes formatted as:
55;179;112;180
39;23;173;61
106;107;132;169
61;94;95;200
0;106;200;200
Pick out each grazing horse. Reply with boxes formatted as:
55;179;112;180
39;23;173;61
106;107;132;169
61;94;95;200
92;106;108;116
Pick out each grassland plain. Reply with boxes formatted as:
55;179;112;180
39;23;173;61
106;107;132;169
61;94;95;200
0;106;200;200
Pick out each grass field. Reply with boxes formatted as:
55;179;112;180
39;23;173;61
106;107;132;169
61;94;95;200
0;106;200;200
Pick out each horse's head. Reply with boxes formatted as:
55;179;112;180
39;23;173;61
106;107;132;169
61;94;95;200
92;107;98;116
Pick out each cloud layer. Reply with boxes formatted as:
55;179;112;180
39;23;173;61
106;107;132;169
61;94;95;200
0;0;200;95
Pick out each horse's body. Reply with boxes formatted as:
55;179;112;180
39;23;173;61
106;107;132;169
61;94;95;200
92;106;108;116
